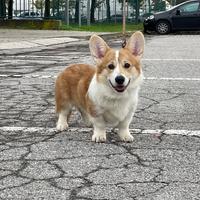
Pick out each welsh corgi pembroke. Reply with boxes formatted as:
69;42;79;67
55;31;145;142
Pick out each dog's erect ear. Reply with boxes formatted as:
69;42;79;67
125;31;145;58
89;34;109;64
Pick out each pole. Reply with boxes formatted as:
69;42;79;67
64;0;69;25
102;3;103;21
87;0;91;26
114;0;116;24
122;0;126;35
79;0;81;26
148;0;151;13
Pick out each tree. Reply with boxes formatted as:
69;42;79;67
44;0;50;18
118;0;141;22
90;0;105;23
8;0;13;19
90;0;96;23
75;0;79;23
0;0;6;19
33;0;44;10
50;0;66;9
106;0;111;21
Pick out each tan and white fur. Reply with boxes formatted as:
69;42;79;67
55;31;145;142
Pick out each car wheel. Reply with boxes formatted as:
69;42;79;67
156;20;170;34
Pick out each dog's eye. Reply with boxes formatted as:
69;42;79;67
124;63;130;68
108;64;115;70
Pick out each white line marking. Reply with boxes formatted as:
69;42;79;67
0;127;199;136
0;126;91;133
143;58;200;61
1;55;200;61
1;74;200;81
0;127;56;132
145;77;200;81
0;75;9;77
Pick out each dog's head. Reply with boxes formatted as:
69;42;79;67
89;31;144;93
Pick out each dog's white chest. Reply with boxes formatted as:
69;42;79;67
91;90;137;126
88;76;139;126
102;102;131;125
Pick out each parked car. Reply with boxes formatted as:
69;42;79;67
51;11;73;21
143;0;200;34
15;11;41;19
139;12;154;22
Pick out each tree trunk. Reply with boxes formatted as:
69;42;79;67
75;0;79;23
106;0;111;22
8;0;13;19
90;0;96;23
44;0;50;18
0;0;6;19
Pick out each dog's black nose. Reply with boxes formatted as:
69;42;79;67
115;75;125;85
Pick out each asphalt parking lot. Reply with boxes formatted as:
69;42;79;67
0;30;200;199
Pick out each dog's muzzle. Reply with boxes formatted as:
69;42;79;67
109;79;130;93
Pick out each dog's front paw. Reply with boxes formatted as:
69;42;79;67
56;122;68;131
92;133;106;143
118;131;134;142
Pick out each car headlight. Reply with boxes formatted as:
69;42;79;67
148;15;154;20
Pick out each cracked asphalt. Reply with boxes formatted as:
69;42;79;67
0;33;200;199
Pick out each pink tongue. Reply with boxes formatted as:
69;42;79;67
115;86;125;92
117;85;124;89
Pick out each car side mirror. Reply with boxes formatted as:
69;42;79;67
176;9;181;15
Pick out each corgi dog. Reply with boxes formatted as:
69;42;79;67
55;31;145;142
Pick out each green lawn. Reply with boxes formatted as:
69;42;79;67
61;23;143;32
0;20;143;32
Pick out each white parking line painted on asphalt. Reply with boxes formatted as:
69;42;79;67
145;77;200;81
0;126;200;136
0;126;56;132
0;126;91;133
1;74;200;81
0;75;9;77
164;129;200;136
1;56;200;61
143;58;200;61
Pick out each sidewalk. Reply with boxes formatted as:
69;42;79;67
0;29;118;53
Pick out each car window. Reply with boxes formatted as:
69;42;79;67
24;12;29;16
179;2;199;12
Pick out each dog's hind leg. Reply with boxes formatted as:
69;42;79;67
55;87;72;131
55;75;72;131
56;105;72;131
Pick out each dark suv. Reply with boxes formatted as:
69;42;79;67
143;0;200;34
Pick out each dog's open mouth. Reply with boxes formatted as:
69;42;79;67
109;80;130;93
